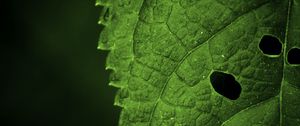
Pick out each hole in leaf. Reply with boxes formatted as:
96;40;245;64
287;48;300;64
209;71;241;100
259;35;282;55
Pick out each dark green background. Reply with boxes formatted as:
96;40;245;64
2;0;119;125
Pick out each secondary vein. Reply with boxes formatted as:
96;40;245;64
280;0;292;125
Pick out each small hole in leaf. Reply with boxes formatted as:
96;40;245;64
259;35;282;55
209;71;241;100
287;48;300;64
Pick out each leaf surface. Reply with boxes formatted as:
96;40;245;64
97;0;300;125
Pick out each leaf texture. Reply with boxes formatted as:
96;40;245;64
97;0;300;125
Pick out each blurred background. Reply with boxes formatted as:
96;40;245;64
1;0;120;125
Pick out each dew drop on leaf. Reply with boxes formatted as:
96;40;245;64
259;35;282;55
287;48;300;64
209;71;241;100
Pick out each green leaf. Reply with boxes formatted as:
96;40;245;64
97;0;300;125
